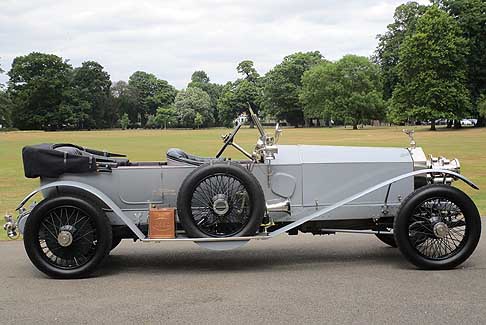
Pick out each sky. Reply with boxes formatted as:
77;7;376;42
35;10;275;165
0;0;429;89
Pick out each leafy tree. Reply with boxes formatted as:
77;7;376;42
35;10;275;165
300;55;384;130
218;80;262;127
187;70;223;124
237;60;260;82
390;6;471;130
154;105;177;129
174;87;213;128
70;61;112;128
300;61;334;122
58;90;90;129
190;70;210;84
128;71;177;127
119;113;130;129
478;94;486;119
0;61;4;88
194;112;204;129
434;0;486;126
145;114;157;129
263;51;324;126
102;92;122;129
8;52;73;130
374;2;427;99
111;80;138;124
217;60;262;127
0;92;12;127
0;62;12;127
217;82;239;127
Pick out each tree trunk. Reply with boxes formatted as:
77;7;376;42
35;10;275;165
446;120;453;128
430;120;436;131
352;121;358;130
453;120;462;129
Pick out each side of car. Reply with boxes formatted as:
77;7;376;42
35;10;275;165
4;110;482;278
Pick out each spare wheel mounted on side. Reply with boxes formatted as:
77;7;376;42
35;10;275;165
177;162;265;238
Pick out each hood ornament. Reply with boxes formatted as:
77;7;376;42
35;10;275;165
403;129;416;149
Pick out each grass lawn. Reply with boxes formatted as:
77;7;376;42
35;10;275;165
1;126;485;240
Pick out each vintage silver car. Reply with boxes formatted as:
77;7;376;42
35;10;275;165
4;109;482;278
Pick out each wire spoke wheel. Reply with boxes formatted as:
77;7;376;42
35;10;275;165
394;185;481;270
408;198;466;260
190;173;251;237
178;163;265;238
37;205;98;269
25;196;111;278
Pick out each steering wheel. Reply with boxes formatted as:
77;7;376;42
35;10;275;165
215;121;243;158
215;107;282;160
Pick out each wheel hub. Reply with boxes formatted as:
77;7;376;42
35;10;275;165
433;222;449;238
57;230;73;247
213;194;230;216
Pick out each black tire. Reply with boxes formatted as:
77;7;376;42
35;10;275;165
394;185;481;270
177;162;265;238
375;234;397;248
23;195;112;279
111;236;123;251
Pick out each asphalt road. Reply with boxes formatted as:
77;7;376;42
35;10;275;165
1;232;485;324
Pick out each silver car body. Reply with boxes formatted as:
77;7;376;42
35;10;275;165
11;141;476;242
30;145;409;226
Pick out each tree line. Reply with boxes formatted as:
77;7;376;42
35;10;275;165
0;0;484;131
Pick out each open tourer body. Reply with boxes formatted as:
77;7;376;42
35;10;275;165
5;109;481;278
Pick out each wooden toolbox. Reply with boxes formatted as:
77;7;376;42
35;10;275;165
148;207;176;239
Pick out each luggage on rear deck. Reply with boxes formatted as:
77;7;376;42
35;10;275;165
22;143;127;178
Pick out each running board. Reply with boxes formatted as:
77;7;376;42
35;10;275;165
141;233;271;242
316;229;393;235
141;233;271;251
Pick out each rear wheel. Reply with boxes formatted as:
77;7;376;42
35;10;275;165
23;196;112;278
394;185;481;270
177;162;265;238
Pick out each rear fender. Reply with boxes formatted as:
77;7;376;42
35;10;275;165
16;180;146;239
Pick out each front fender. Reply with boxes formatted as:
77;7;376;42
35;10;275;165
16;180;146;239
424;169;479;190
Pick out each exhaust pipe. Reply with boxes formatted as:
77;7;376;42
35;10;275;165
266;199;291;214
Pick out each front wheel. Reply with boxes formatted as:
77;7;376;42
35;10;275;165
394;185;481;270
23;196;112;278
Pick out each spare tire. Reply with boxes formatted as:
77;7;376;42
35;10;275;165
177;162;265;238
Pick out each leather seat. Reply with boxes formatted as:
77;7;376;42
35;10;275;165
166;148;224;166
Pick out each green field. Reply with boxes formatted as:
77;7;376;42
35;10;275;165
1;126;485;240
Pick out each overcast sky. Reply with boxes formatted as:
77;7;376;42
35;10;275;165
0;0;429;88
